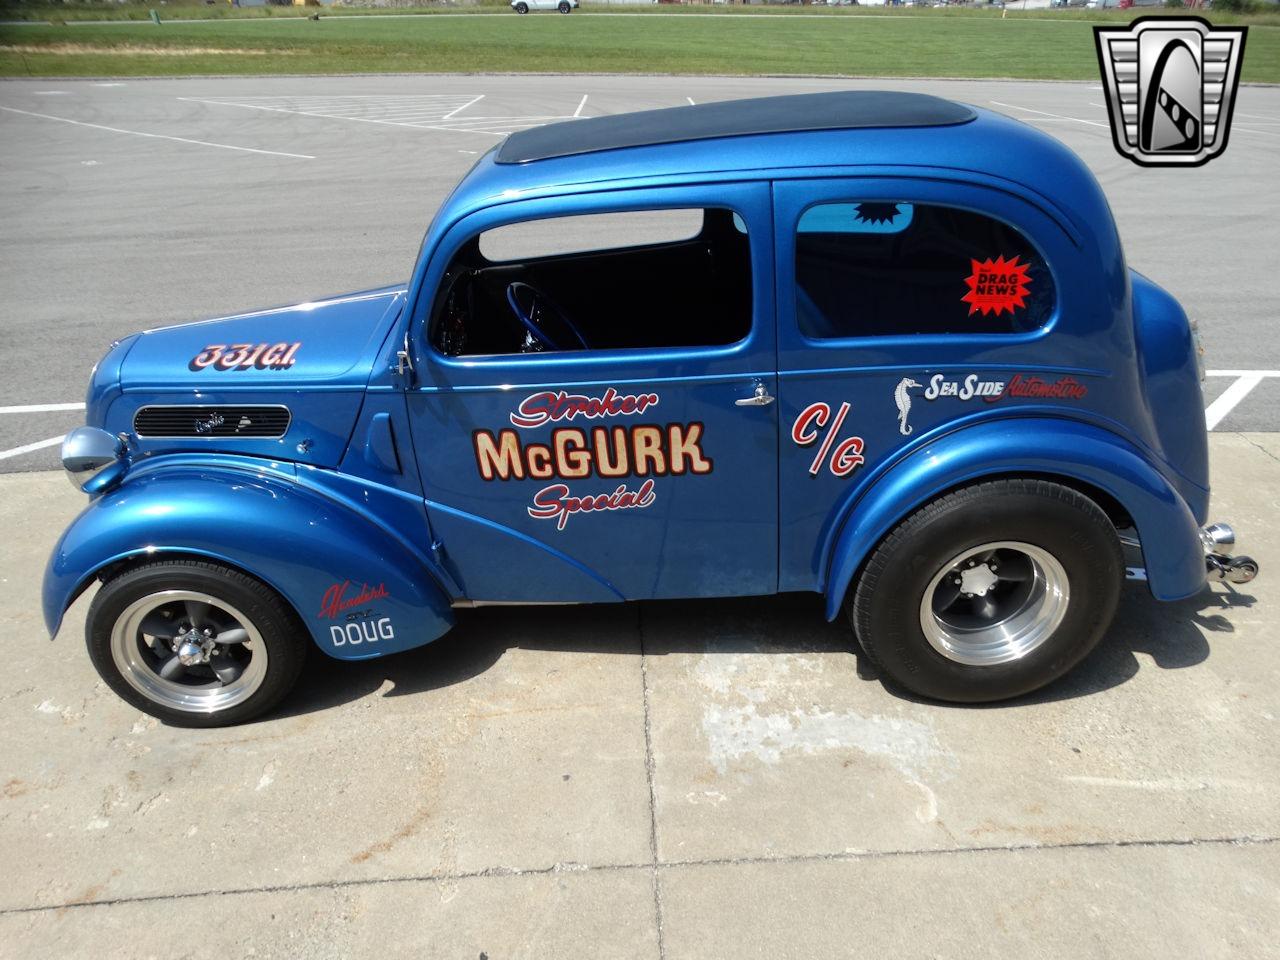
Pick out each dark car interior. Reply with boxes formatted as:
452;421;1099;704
430;208;753;357
796;203;1057;339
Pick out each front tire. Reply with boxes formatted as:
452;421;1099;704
850;479;1122;703
87;560;307;727
558;1;572;11
515;2;529;12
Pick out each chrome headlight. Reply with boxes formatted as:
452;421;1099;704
62;426;127;494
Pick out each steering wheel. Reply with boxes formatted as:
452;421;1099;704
505;281;589;352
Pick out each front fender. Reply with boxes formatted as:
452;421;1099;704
43;465;454;659
823;417;1205;620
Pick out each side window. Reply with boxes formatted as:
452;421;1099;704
795;201;1056;339
432;207;752;358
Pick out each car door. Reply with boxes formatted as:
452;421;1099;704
405;183;778;604
773;177;1077;594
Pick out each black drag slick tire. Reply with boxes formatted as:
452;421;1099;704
849;479;1122;703
86;559;307;728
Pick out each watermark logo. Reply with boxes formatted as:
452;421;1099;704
1094;17;1247;167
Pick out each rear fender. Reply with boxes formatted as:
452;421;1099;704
823;417;1205;620
43;465;454;660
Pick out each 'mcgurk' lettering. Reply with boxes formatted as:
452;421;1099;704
474;424;712;482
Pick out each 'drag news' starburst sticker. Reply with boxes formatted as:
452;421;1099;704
961;255;1031;317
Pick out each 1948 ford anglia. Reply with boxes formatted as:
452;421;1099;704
45;91;1258;726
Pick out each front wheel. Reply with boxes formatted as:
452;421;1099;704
87;560;307;727
558;1;572;11
514;2;529;12
850;479;1122;703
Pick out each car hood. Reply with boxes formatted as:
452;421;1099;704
120;284;406;391
102;285;406;469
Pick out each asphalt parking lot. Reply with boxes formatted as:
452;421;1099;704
0;74;1278;468
1;73;1278;957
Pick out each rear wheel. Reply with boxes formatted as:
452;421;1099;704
87;560;307;727
850;479;1122;703
515;2;529;12
558;1;572;11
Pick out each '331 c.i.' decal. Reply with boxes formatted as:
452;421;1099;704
189;342;301;372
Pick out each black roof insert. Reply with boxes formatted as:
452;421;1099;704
495;91;976;165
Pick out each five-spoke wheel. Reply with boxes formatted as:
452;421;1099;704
109;590;269;714
88;560;306;727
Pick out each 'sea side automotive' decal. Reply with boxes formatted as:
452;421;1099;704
189;342;301;372
894;373;1089;436
477;388;712;530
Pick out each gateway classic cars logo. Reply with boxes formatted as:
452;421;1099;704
1094;17;1247;167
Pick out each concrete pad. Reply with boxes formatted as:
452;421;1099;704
0;868;659;960
641;435;1279;863
659;841;1280;960
1;433;1276;955
2;474;652;911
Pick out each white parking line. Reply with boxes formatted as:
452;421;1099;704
574;94;589;118
1232;125;1280;140
1087;102;1280;140
442;94;485;120
179;95;586;138
989;100;1110;130
0;402;84;414
1207;370;1280;378
0;435;64;462
179;96;509;137
1205;374;1264;431
0;106;315;160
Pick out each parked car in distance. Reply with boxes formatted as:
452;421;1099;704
512;0;578;12
47;91;1257;726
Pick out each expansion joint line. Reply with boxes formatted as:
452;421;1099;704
638;603;667;960
3;835;1275;918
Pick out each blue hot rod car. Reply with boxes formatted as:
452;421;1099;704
46;92;1257;726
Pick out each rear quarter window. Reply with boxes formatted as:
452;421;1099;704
795;201;1056;339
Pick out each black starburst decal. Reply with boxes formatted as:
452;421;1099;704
853;202;901;226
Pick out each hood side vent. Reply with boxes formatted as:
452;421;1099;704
134;405;291;439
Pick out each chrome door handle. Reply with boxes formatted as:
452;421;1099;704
735;382;775;407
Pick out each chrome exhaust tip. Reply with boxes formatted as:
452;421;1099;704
1200;522;1236;554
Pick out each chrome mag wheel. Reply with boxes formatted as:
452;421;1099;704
109;590;269;714
919;541;1070;667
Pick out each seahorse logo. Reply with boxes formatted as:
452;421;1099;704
894;378;922;436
